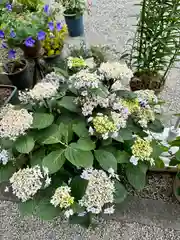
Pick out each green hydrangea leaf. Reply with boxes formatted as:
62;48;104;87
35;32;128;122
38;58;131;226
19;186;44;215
15;135;35;154
32;113;54;130
94;150;117;171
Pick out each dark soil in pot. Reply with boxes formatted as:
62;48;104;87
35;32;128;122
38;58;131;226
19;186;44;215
130;71;165;94
0;85;18;106
4;60;33;90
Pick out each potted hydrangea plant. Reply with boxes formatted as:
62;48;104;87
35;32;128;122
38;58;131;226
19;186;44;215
0;3;50;57
58;0;89;37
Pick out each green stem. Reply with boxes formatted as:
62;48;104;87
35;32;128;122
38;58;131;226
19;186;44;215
137;0;147;71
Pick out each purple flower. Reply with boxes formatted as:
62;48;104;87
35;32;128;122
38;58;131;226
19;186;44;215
10;30;16;38
48;22;54;31
56;22;62;31
0;30;5;39
44;4;49;14
24;37;35;47
123;108;129;114
8;49;16;59
37;31;46;41
6;3;12;11
1;42;7;49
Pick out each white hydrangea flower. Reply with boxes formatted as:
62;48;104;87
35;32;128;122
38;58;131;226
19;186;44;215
50;186;74;209
79;169;115;214
104;205;115;214
64;209;74;219
69;69;102;90
19;73;60;105
111;111;128;129
135;89;158;104
79;95;110;116
0;105;33;140
0;149;10;165
43;72;65;85
108;168;119;180
10;166;46;202
99;62;133;85
130;156;139;166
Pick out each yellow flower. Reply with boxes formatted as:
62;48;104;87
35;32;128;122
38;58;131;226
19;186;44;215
93;115;116;134
50;186;74;209
121;99;140;113
48;49;55;56
132;137;153;160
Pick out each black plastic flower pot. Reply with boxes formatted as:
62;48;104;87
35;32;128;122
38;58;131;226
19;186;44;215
0;84;18;107
20;40;42;58
3;60;33;90
64;13;84;37
43;54;62;65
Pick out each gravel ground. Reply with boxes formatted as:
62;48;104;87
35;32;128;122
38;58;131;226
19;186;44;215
1;0;180;239
132;173;178;203
1;200;180;240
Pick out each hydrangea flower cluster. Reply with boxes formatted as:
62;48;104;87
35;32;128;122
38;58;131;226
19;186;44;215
99;62;133;83
79;168;115;214
69;69;102;90
19;72;63;105
0;149;11;165
10;166;51;202
0;104;33;140
51;186;74;209
92;114;117;139
19;81;59;104
135;89;158;104
78;94;109;116
120;98;155;128
130;137;154;166
67;56;87;69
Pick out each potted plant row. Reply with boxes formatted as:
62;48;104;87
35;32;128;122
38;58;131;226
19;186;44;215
0;3;67;89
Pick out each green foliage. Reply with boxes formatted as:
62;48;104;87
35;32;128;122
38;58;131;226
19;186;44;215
130;0;180;79
32;113;54;130
94;150;117;171
126;163;148;190
65;143;94;168
0;44;166;228
114;181;128;204
0;163;16;183
15;135;35;153
14;0;43;12
42;150;66;174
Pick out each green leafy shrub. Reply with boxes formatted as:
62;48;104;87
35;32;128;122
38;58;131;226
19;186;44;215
0;54;166;227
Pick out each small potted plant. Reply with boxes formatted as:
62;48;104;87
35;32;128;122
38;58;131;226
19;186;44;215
58;0;89;37
128;0;180;93
42;21;68;64
0;3;50;58
3;48;33;90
